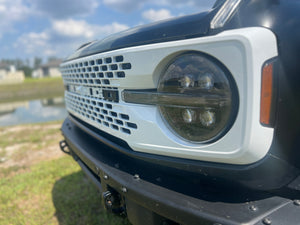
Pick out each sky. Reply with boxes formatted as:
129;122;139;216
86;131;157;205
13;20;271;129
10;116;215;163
0;0;215;62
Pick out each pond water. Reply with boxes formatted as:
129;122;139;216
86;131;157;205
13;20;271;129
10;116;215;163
0;97;68;126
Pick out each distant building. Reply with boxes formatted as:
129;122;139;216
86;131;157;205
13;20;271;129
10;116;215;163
32;59;62;78
0;63;25;85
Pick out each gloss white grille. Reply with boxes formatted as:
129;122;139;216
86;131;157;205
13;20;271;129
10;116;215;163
61;54;137;135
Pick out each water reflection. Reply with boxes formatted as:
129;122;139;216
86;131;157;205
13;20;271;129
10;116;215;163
0;97;67;126
0;101;29;116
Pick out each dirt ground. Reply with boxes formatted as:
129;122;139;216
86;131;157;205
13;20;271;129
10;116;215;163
0;122;65;170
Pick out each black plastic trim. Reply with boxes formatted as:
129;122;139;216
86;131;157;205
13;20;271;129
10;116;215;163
77;159;103;192
61;117;300;225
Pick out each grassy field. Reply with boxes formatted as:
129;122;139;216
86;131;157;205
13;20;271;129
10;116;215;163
0;77;64;103
0;122;130;225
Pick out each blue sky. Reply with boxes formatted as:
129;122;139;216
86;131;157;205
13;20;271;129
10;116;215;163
0;0;215;62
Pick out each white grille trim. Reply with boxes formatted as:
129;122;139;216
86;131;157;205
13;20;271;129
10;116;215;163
62;27;277;165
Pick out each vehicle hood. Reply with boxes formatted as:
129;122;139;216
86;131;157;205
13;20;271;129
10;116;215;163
65;8;219;61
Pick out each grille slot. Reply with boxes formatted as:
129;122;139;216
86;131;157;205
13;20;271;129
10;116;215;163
61;54;128;86
65;92;137;135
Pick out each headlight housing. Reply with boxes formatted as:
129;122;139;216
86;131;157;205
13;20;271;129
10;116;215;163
158;52;239;143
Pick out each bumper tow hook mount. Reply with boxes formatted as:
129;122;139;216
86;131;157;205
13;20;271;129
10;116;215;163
103;190;126;215
59;140;70;155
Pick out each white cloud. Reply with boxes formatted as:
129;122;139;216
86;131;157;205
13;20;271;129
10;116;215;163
14;31;51;55
52;19;129;39
103;0;144;12
14;19;129;58
142;9;173;22
0;0;31;37
52;19;95;39
102;0;215;12
0;0;30;21
96;22;130;35
0;0;101;40
28;0;99;19
160;0;214;8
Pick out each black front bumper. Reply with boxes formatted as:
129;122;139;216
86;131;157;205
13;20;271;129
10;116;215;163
61;116;300;225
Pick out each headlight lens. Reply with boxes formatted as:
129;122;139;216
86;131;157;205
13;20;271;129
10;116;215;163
158;53;238;143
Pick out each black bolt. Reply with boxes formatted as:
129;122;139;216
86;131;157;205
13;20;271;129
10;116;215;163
263;218;272;225
249;205;258;212
121;187;127;193
294;200;300;206
103;191;113;208
105;198;113;207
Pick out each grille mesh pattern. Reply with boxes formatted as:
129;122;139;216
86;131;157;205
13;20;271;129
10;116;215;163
65;92;137;135
61;55;131;87
61;54;137;135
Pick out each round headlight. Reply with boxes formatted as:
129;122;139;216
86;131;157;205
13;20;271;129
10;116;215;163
158;53;238;143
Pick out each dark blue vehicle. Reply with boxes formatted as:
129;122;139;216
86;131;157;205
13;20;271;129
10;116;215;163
60;0;300;224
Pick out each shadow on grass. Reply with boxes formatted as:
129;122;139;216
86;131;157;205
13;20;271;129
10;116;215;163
52;170;131;225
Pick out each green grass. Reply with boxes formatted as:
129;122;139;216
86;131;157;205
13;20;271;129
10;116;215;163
0;122;131;225
0;77;64;103
0;156;130;225
23;77;63;84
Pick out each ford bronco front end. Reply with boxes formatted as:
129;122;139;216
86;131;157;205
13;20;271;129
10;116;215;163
60;0;300;224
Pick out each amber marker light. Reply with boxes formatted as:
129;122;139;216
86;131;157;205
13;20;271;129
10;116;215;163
260;62;274;126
